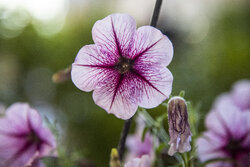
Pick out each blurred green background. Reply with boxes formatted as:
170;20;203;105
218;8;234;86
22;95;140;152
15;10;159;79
0;0;249;166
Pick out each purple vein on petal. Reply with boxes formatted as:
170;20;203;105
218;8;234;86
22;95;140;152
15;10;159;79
208;130;226;140
215;111;233;139
202;133;226;153
133;38;163;61
95;29;117;52
131;69;165;96
26;110;51;148
0;130;27;138
74;64;115;69
5;141;33;167
110;74;124;110
26;110;32;132
239;133;250;150
199;144;223;156
110;17;122;57
82;49;109;65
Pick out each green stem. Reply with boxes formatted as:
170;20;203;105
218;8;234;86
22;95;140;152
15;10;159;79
180;153;187;167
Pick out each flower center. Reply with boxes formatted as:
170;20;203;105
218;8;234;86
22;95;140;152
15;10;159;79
115;57;134;74
27;131;41;144
224;138;247;159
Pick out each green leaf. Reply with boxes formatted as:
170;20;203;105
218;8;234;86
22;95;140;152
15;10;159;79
179;90;185;98
156;114;168;124
155;143;167;154
141;127;149;142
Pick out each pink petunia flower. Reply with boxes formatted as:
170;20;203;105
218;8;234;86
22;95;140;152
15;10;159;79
124;155;151;167
126;117;155;163
71;13;173;119
197;102;250;167
0;103;56;167
214;79;250;112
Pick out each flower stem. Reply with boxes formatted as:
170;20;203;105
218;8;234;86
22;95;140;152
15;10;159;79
150;0;163;27
117;117;133;161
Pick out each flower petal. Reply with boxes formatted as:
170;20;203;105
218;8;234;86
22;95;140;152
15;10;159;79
126;133;153;157
0;139;37;167
92;13;136;57
206;104;248;139
0;135;26;162
241;111;250;147
140;155;152;167
206;162;232;167
92;72;138;120
130;26;173;66
93;66;172;119
231;79;250;111
124;155;151;167
9;144;37;167
37;127;56;157
124;157;141;167
213;93;235;110
0;103;30;134
197;131;227;162
72;45;117;92
132;65;173;108
27;108;42;132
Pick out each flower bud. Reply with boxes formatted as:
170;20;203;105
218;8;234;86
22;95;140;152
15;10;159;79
167;96;192;156
109;148;121;167
52;66;71;83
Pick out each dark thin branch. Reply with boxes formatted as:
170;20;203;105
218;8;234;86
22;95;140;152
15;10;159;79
150;0;163;27
117;117;133;161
